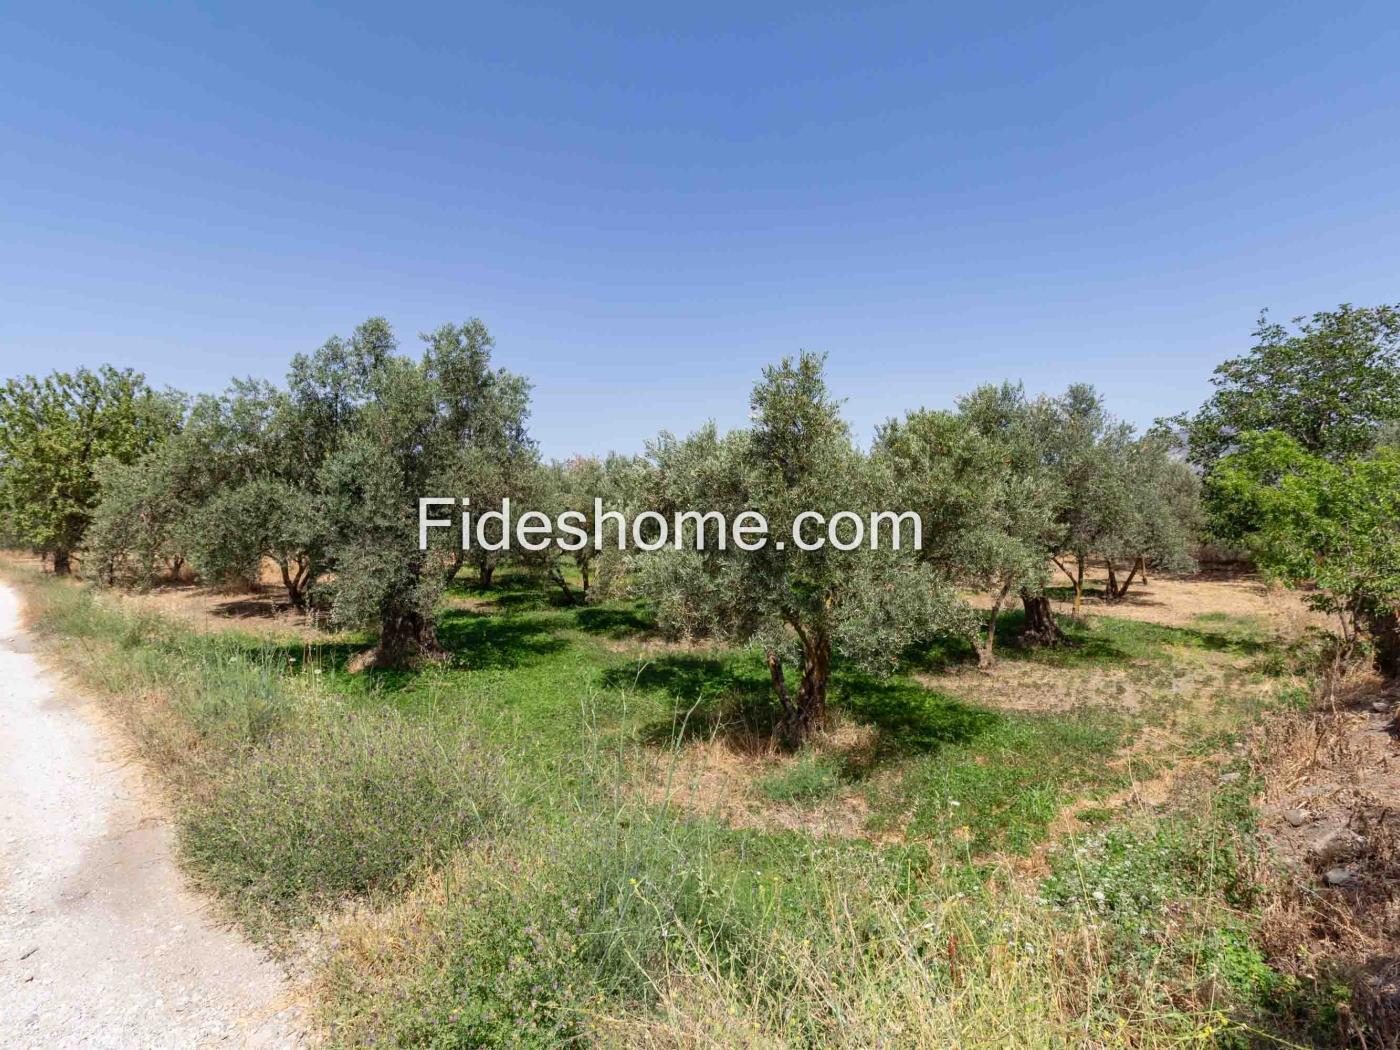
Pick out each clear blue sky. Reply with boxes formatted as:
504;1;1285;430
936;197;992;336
3;2;1399;458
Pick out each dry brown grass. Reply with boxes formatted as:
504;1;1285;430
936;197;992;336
1247;679;1400;1042
644;718;897;841
965;560;1319;632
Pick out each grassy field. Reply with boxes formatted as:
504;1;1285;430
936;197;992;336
6;559;1365;1047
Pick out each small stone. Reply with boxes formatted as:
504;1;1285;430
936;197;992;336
1284;809;1309;828
1371;701;1391;714
1324;867;1353;887
1219;772;1241;784
1310;827;1365;864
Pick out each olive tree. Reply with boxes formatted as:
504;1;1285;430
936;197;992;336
318;318;533;666
0;367;183;574
422;320;536;588
170;379;333;605
875;404;1057;667
955;382;1068;646
84;443;192;588
1035;387;1200;609
634;352;966;747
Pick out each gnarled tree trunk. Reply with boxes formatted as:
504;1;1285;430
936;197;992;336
371;608;443;668
770;630;832;749
279;556;315;611
443;549;466;586
1019;589;1065;647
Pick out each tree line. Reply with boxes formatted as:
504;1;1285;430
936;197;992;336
2;302;1397;744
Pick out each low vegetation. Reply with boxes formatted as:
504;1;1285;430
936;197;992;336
3;300;1400;1045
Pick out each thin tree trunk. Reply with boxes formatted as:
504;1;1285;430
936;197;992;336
549;568;578;606
443;548;466;586
1105;558;1141;602
1053;555;1084;619
51;548;71;576
278;559;304;610
976;580;1013;669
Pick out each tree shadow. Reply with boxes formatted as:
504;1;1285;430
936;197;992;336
445;569;569;612
211;595;296;620
605;653;1004;773
834;674;1003;762
601;655;777;748
573;603;656;638
906;608;1270;676
434;609;570;670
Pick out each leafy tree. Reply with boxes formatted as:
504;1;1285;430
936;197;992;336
1208;432;1400;692
421;320;536;588
171;380;331;605
1036;388;1200;609
635;352;966;747
318;318;533;666
875;404;1057;667
529;455;632;605
1169;304;1400;469
0;367;183;573
1096;435;1201;602
84;445;192;588
954;382;1068;647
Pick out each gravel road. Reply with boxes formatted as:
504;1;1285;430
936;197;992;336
0;583;303;1047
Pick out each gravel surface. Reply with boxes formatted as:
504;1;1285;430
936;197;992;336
0;583;303;1047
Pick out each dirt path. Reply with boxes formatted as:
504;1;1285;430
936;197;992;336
0;584;303;1047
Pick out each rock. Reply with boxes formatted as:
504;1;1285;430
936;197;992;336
1371;701;1392;714
1284;809;1310;828
1310;827;1365;864
1324;867;1353;887
1219;772;1241;784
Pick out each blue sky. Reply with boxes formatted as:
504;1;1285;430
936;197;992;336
3;2;1399;458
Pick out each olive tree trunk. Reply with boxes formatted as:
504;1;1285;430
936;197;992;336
371;608;443;668
1019;589;1066;647
769;629;832;749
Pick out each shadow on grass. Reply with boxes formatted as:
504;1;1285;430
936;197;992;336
573;604;655;638
602;655;776;747
907;608;1271;675
835;674;1003;757
604;654;1003;769
262;608;572;691
435;609;570;670
445;570;571;612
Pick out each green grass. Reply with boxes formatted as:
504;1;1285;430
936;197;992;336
9;561;1359;1047
755;751;844;804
